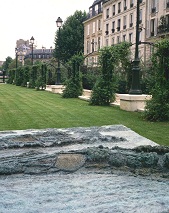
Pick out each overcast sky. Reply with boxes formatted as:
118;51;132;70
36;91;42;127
0;0;93;61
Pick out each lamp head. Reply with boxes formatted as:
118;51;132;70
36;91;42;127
56;17;63;28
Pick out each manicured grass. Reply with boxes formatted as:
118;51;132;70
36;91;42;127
0;84;169;146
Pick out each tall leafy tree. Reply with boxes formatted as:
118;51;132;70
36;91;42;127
2;56;13;74
54;10;87;63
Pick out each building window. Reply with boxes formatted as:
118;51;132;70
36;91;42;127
117;36;120;43
117;19;121;31
87;41;90;53
118;2;121;13
106;8;109;18
106;39;109;46
87;24;90;35
112;21;115;33
150;19;155;36
93;22;95;34
124;0;127;10
113;5;115;16
112;37;115;45
92;39;95;52
129;33;133;43
130;0;134;7
123;16;127;29
105;23;109;35
123;34;126;41
130;13;133;27
98;20;101;30
98;37;101;49
151;0;156;13
167;0;169;8
139;9;142;23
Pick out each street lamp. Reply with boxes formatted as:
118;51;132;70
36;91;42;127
56;17;63;84
129;0;142;94
2;70;5;83
15;48;18;69
30;36;35;65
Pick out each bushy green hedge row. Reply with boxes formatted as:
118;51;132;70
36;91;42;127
7;64;47;90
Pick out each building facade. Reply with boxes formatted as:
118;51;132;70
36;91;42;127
146;0;169;41
26;47;53;62
16;39;53;65
103;0;147;61
83;0;104;66
84;0;169;67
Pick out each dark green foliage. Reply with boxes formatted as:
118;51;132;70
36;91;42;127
82;66;101;90
90;46;115;105
90;77;115;105
29;66;37;88
158;16;169;34
90;42;131;105
144;39;169;121
7;69;15;84
35;64;47;90
22;66;30;87
15;67;24;86
54;10;87;63
62;54;83;98
7;64;47;91
2;56;13;75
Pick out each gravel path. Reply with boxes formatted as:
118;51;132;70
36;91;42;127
0;171;169;213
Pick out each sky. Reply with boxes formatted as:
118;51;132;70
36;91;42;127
0;0;93;62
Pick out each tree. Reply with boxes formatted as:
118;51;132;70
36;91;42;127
54;10;87;63
143;39;169;121
2;56;13;74
62;54;84;98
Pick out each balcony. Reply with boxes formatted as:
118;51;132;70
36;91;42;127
86;8;103;20
117;27;120;31
124;6;127;11
105;31;109;35
112;29;115;33
123;25;126;29
151;7;156;13
130;23;133;27
130;3;133;7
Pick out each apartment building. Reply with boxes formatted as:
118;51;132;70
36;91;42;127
146;0;169;41
83;0;104;66
25;47;53;62
103;0;149;61
84;0;169;67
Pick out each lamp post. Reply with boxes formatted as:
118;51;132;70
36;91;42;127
15;48;18;69
129;0;142;94
56;17;63;85
30;36;35;65
2;70;5;83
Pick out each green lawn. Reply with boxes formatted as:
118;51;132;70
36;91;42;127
0;84;169;146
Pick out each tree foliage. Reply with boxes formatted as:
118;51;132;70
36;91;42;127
54;10;87;63
90;42;131;106
144;39;169;121
62;54;84;98
2;56;13;74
